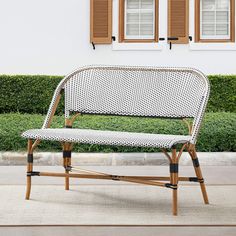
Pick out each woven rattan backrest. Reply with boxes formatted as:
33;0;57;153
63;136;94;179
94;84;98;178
64;66;209;119
43;65;210;144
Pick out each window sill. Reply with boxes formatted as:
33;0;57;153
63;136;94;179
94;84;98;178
189;42;236;51
112;41;163;51
196;39;232;43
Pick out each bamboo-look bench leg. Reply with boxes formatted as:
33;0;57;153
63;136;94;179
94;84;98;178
63;143;72;190
170;148;179;216
189;146;209;204
63;115;79;191
24;140;207;216
26;139;33;200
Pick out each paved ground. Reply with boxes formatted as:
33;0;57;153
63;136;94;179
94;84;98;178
1;185;236;225
1;226;236;236
1;165;236;185
1;152;236;166
0;166;235;236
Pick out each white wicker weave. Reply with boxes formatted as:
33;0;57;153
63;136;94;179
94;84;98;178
22;129;191;149
21;65;210;148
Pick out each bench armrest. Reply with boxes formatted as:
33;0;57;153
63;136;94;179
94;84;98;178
42;67;90;129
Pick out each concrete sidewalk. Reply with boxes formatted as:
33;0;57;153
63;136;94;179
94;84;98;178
1;185;236;225
1;226;236;236
1;165;236;185
1;165;236;236
1;152;236;166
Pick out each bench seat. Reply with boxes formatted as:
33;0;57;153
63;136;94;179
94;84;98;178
22;128;191;149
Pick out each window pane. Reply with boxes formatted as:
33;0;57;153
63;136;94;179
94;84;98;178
200;0;230;39
140;12;153;23
140;24;153;35
216;24;229;35
127;13;139;23
202;11;215;22
216;0;229;10
125;0;155;39
202;24;215;35
202;0;215;10
127;0;139;9
216;11;229;22
126;24;139;35
141;0;153;9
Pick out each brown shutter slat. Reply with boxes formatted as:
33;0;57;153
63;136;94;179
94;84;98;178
90;0;112;44
168;0;189;44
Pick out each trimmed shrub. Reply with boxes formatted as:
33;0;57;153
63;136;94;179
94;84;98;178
207;75;236;112
0;75;63;114
0;75;235;114
0;112;235;152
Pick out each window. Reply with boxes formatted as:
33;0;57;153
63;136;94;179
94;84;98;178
119;0;158;42
125;0;155;39
195;0;235;42
201;0;230;39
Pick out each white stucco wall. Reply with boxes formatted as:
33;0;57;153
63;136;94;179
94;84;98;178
0;0;235;75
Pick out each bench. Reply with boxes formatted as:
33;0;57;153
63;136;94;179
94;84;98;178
22;65;210;215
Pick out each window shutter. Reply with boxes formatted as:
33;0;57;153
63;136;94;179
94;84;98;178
90;0;112;44
168;0;189;44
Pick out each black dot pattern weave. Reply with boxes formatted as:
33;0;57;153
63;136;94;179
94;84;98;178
22;65;210;148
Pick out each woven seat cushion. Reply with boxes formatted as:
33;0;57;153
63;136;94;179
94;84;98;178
22;129;191;149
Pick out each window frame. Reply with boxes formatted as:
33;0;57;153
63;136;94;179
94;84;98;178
195;0;235;42
119;0;159;43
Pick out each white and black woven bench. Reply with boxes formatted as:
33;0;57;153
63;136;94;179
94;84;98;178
22;65;210;215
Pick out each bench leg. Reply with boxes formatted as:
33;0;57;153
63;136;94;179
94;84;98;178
63;143;72;191
65;156;71;191
26;139;33;200
188;146;209;204
170;148;178;216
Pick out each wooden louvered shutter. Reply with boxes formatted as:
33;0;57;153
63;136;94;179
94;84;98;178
90;0;112;44
168;0;189;44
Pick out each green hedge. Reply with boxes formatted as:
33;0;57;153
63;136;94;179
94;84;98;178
0;75;235;114
207;75;236;112
0;112;235;152
0;75;63;114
